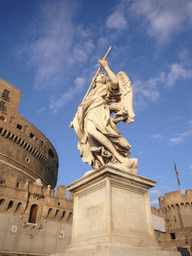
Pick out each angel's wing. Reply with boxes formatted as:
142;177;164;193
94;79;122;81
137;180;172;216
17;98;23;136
110;71;135;124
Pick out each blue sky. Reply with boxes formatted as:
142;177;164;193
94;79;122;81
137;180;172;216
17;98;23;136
1;0;192;207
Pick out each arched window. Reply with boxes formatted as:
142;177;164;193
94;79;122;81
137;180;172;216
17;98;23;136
0;199;5;206
68;212;73;222
15;202;22;214
29;204;38;223
47;208;53;218
7;201;13;211
55;210;59;219
61;211;66;220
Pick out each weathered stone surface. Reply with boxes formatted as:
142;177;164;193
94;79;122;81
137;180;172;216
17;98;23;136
71;56;138;172
0;179;73;255
0;78;58;188
53;166;180;256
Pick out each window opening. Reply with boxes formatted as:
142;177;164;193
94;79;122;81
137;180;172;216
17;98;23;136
47;208;53;218
40;140;44;147
7;201;13;211
2;130;7;136
61;211;66;220
55;210;59;218
30;133;34;139
170;233;176;239
17;124;22;130
29;204;38;223
68;212;72;221
48;149;54;158
25;157;30;164
2;89;9;98
15;202;22;213
0;199;5;206
0;101;5;107
0;116;5;121
2;89;9;101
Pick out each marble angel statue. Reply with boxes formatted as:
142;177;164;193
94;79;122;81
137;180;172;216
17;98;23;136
70;47;138;174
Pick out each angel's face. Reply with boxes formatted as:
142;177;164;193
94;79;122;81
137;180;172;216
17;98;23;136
96;73;108;84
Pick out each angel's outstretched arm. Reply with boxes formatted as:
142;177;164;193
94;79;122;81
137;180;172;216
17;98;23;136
98;59;118;89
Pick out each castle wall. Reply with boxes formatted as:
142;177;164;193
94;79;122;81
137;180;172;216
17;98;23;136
0;78;59;188
0;176;74;255
152;190;192;255
0;213;72;255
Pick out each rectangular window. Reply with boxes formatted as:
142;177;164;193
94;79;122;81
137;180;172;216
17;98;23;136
0;101;5;107
170;233;176;239
2;89;9;100
30;133;34;139
40;140;44;147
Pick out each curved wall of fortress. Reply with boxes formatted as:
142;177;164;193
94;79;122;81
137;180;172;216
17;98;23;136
0;78;59;188
151;190;192;255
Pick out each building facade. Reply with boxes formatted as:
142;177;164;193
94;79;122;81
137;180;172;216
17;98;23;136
0;176;73;255
0;78;73;255
152;190;192;255
0;78;58;188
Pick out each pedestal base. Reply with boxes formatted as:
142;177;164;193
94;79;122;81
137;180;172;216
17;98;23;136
60;246;179;256
52;165;180;256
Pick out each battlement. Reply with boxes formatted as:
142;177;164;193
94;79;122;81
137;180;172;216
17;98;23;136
0;175;74;224
152;189;192;233
159;190;192;211
151;207;165;218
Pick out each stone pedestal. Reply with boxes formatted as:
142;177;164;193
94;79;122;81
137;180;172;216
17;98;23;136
54;165;180;256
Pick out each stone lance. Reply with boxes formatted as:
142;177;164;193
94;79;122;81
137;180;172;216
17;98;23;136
69;46;112;128
81;46;112;103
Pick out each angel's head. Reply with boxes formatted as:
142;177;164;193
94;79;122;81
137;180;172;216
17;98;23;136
93;72;108;88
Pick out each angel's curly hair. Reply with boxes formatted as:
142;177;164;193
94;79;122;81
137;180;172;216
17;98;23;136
93;72;109;88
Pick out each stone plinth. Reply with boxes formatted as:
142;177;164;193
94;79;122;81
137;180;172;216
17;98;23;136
54;165;180;256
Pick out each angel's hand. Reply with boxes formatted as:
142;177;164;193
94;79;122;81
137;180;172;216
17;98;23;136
98;59;108;69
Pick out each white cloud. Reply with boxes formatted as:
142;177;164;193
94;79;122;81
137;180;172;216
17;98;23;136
132;72;163;109
149;190;162;198
36;107;45;114
159;185;172;192
97;38;108;48
138;151;143;155
180;189;186;194
76;25;93;39
170;129;192;144
153;134;163;139
83;41;95;54
166;64;192;87
18;1;96;91
24;2;76;89
130;0;192;42
150;199;159;207
132;62;192;110
106;11;128;30
50;77;86;113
